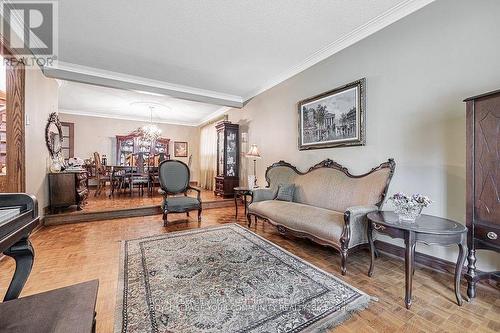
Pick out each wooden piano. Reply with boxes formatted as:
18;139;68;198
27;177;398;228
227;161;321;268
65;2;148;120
0;194;99;332
0;193;39;301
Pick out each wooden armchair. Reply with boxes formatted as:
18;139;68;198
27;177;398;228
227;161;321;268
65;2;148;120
158;160;202;226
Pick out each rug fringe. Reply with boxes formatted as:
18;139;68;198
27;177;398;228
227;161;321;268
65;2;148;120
301;294;371;333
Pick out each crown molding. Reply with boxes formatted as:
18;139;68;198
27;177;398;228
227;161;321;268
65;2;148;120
243;0;435;101
58;108;199;127
44;61;244;108
49;0;434;125
59;105;230;128
196;106;231;127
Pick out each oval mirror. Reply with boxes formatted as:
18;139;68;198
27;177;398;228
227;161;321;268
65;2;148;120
45;112;63;158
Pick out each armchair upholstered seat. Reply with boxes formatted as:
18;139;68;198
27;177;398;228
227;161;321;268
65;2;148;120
159;160;202;226
247;159;395;275
161;196;201;211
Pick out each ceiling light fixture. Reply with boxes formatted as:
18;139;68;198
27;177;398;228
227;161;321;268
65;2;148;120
140;106;162;141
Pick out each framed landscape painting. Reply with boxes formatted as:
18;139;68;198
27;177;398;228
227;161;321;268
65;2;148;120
174;141;188;157
298;78;366;150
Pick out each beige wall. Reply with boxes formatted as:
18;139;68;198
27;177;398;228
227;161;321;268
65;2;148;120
225;0;500;270
58;113;200;181
25;67;59;216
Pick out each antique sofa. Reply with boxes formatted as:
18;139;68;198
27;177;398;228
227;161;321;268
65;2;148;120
247;158;395;275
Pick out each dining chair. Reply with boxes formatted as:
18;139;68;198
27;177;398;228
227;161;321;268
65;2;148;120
147;167;160;196
109;166;130;197
158;160;202;226
127;170;150;196
93;152;110;197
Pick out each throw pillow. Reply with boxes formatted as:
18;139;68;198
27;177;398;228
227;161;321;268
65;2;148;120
275;183;295;202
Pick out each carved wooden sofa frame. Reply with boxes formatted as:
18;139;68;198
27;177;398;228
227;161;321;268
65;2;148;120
246;158;396;275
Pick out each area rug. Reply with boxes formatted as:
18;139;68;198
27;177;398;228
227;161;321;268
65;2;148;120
115;224;370;333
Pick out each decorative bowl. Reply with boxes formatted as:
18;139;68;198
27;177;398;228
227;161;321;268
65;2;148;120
388;193;432;222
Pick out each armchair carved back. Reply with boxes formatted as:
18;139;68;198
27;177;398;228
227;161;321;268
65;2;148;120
158;160;191;195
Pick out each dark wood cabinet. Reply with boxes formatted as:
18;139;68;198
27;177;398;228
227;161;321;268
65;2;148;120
214;121;239;197
48;171;88;213
116;132;170;167
464;90;500;298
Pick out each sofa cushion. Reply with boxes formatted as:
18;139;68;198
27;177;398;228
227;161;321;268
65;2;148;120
249;200;345;246
275;184;295;202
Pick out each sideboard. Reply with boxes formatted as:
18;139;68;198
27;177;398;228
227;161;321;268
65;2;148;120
48;171;88;213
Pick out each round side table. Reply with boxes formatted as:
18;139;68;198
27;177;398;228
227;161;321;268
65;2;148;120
366;211;467;309
233;187;255;218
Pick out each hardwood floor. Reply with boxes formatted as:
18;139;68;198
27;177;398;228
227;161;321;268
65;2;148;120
1;208;499;332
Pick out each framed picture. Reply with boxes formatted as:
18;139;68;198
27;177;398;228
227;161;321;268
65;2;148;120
174;141;188;157
298;78;365;150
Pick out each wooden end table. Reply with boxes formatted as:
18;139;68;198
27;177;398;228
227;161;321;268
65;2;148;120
366;211;467;309
233;187;255;218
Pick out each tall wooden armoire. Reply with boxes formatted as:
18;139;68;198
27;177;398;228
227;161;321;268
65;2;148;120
214;121;239;197
464;90;500;298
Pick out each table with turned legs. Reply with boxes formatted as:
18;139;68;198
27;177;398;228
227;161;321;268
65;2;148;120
366;211;467;309
233;187;254;218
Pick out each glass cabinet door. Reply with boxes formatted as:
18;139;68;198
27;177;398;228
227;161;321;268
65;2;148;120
225;128;237;177
217;130;224;176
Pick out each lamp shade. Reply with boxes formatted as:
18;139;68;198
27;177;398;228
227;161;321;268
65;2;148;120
246;144;261;158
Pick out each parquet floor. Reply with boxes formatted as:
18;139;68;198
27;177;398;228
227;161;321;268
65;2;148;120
0;207;498;332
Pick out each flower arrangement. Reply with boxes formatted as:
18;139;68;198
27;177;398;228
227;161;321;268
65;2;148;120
388;192;432;222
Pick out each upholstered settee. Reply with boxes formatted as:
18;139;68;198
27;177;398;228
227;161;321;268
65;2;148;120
247;159;395;275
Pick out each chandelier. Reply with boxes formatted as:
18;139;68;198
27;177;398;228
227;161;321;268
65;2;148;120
140;106;162;141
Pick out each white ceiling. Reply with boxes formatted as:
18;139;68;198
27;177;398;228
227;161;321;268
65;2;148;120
58;80;227;126
53;0;433;103
52;0;434;124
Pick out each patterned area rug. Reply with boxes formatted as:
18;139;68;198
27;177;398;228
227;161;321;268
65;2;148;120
115;224;370;332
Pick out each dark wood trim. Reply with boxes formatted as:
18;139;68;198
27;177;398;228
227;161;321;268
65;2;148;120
1;51;26;192
463;89;500;102
465;100;474;236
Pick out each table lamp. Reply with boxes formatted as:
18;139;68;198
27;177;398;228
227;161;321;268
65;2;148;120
246;144;261;187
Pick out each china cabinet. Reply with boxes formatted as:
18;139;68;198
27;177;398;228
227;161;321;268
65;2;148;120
116;131;170;166
215;121;239;197
463;89;500;298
